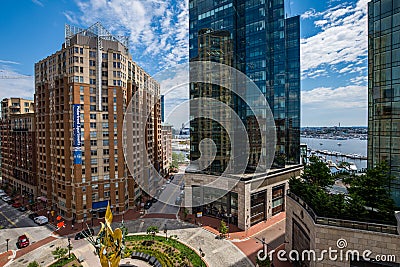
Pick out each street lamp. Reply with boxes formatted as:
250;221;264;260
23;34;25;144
6;239;9;252
164;224;168;240
199;247;205;266
67;237;71;258
255;237;273;260
225;213;232;237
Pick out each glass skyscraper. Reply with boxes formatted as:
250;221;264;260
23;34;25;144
189;0;301;173
368;0;400;206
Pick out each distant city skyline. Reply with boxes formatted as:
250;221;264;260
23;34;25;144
0;0;368;127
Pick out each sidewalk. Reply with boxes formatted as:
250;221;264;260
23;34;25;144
51;208;142;237
181;211;286;241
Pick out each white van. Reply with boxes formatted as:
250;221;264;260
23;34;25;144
34;216;49;225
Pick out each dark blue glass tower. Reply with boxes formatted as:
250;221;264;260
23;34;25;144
189;0;300;173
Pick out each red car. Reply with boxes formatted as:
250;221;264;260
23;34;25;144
17;235;29;249
12;202;22;208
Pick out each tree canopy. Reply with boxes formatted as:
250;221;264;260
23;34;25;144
289;160;396;224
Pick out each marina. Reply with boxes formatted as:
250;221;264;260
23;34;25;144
301;137;368;172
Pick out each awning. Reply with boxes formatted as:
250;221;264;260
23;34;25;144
92;200;109;210
37;196;47;202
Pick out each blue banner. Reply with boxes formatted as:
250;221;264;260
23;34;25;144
73;104;81;147
72;104;82;165
73;149;82;165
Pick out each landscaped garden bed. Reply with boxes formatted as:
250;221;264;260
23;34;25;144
125;234;206;267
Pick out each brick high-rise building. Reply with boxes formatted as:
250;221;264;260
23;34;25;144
1;99;37;202
35;23;161;221
161;123;173;176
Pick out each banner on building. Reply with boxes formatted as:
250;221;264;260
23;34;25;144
72;104;82;164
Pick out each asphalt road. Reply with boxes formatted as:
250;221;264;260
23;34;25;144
0;200;54;253
147;173;185;215
0;200;37;229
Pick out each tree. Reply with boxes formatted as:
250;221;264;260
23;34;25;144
27;261;40;267
146;226;159;239
256;254;271;267
301;156;334;188
52;247;68;259
345;162;396;222
183;208;189;220
219;220;228;238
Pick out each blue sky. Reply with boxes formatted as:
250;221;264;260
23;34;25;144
0;0;368;127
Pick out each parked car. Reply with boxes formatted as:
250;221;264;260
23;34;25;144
28;213;39;220
18;206;27;212
144;200;153;210
75;228;95;240
166;180;171;184
151;198;158;203
161;185;166;190
0;192;6;197
0;189;4;194
180;184;185;190
175;196;182;205
17;235;30;249
12;202;22;208
2;196;13;204
34;216;49;225
180;190;185;196
170;175;174;181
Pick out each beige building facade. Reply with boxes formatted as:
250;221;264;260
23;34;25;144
185;165;302;230
285;193;400;267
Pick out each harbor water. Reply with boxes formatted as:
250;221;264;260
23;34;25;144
301;137;367;170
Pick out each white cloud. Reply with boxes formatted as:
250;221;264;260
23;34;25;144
0;60;20;65
72;0;189;71
302;85;366;108
301;0;368;80
32;0;44;7
302;85;367;126
63;11;79;25
0;69;34;101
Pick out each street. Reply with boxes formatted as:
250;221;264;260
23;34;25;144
0;200;37;229
0;200;54;253
147;173;185;215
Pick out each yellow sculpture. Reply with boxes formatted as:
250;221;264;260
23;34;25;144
87;203;126;267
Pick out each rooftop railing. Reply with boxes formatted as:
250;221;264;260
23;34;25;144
287;191;399;235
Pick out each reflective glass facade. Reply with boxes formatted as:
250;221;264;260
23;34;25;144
189;0;301;174
368;0;400;206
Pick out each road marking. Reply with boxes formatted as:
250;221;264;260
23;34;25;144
160;182;182;213
0;210;17;227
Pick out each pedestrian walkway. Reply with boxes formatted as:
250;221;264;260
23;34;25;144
72;218;254;267
182;211;286;241
4;237;68;267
